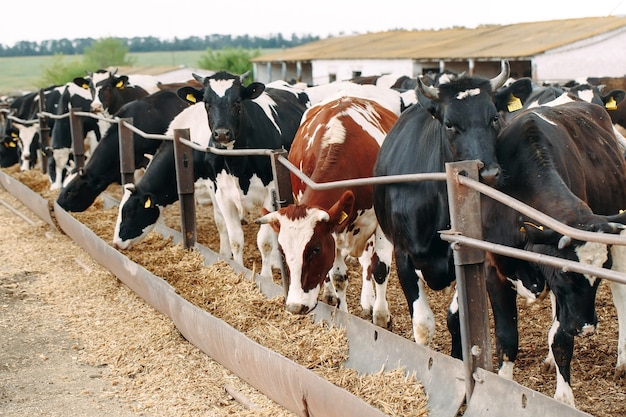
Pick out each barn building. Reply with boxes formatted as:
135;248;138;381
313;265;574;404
251;16;626;85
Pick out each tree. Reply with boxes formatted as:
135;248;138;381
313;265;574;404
82;37;136;71
38;54;86;87
197;47;261;79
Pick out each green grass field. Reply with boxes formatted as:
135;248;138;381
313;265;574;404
0;50;207;96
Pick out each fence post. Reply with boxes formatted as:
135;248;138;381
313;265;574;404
37;89;50;174
69;108;86;172
444;160;492;404
270;149;293;298
118;118;135;186
173;128;196;250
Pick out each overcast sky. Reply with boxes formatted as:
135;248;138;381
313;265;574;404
4;0;626;47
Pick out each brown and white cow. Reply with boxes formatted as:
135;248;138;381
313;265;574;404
256;95;398;328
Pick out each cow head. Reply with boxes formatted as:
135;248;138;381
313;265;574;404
112;183;161;249
11;121;39;171
0;127;20;167
522;213;626;337
416;61;510;186
57;168;105;212
256;191;355;314
190;71;265;148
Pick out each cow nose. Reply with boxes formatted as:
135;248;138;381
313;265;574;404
213;128;231;143
286;303;312;315
480;163;501;187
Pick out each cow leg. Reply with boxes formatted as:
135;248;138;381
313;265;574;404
206;182;231;258
610;237;626;378
549;320;576;407
214;191;244;266
50;148;71;190
446;288;462;359
610;280;626;378
485;262;519;379
395;249;434;346
257;223;278;278
321;276;339;307
369;227;393;329
329;248;349;312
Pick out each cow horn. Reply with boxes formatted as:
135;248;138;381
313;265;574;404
240;71;251;83
558;235;572;250
490;60;510;91
192;73;205;83
111;68;118;76
417;77;439;100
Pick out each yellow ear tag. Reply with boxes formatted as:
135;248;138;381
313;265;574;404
338;211;348;224
606;96;618;111
8;142;16;148
82;83;89;89
507;94;523;112
186;93;197;103
116;80;124;89
144;197;152;209
620;209;625;214
10;132;17;138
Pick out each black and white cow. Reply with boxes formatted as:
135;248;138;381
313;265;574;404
74;69;160;116
57;89;190;212
48;81;101;190
373;62;510;357
176;73;310;278
11;85;63;171
483;98;626;407
111;101;223;252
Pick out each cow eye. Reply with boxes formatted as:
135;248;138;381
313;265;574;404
492;115;500;128
444;122;456;133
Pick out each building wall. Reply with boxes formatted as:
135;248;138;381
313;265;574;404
311;59;414;85
534;27;626;82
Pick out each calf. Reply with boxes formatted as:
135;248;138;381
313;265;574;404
48;82;101;190
256;96;397;327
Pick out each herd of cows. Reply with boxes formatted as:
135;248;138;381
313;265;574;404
2;61;626;410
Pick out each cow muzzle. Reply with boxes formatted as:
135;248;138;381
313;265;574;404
480;162;501;187
212;128;232;143
286;303;314;315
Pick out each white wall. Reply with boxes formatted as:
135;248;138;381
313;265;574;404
534;27;626;81
311;59;414;85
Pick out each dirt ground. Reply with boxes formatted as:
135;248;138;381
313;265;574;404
0;187;295;417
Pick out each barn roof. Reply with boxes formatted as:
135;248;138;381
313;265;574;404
251;16;626;62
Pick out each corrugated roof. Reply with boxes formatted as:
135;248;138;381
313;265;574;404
251;16;626;62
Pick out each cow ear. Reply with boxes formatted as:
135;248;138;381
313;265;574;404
602;89;626;111
242;82;265;100
327;191;355;231
255;208;281;233
73;77;90;89
493;78;534;113
177;87;203;105
519;218;562;246
116;76;129;89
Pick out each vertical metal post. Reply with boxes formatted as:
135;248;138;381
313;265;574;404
444;160;492;404
37;89;50;174
118;118;136;186
270;149;294;297
173;129;196;250
69;108;86;172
